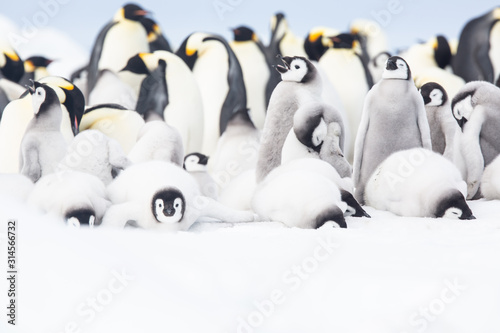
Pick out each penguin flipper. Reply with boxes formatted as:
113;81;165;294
0;87;9;121
136;59;168;119
87;21;118;96
20;145;41;183
340;190;370;218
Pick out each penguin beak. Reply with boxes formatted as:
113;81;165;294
458;117;467;130
134;9;149;17
199;155;209;165
27;79;35;95
386;58;398;70
275;54;290;74
460;214;476;220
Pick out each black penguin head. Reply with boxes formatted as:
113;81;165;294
28;81;59;117
329;33;357;49
451;90;476;130
434;191;475;220
275;55;317;83
304;29;328;61
122;3;149;21
121;53;150;75
65;208;97;228
294;113;327;153
382;56;411;80
183;153;209;171
152;188;185;224
433;35;452;69
315;206;346;229
420;82;448;106
1;50;24;83
24;56;53;73
176;34;199;70
232;26;257;42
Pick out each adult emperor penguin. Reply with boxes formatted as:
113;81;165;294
19;82;67;182
122;51;204;153
451;80;500;199
184;152;218;200
86;3;150;97
230;26;270;129
0;40;24;83
28;170;111;227
420;82;458;161
102;161;257;231
365;148;474;220
353;56;431;204
265;13;307;106
256;55;323;183
140;17;173;52
0;77;84;173
59;129;130;186
176;32;246;155
79;103;145;154
453;7;500;83
19;56;53;86
319;32;373;162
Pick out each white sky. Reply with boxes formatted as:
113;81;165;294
1;1;499;54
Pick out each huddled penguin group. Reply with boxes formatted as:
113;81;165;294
1;3;500;230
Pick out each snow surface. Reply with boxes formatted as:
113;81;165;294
1;195;500;333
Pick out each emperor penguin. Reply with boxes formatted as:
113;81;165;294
353;56;431;204
365;148;475;220
19;82;67;182
122;51;204;153
256;55;323;183
19;56;53;86
59;129;130;186
230;26;270;129
453;7;500;82
86;3;150;97
139;17;173;52
318;32;374;162
481;154;500;200
87;69;137;110
420;82;458;161
265;13;307;106
28;170;111;227
176;32;246;155
127;120;184;166
79;103;145;154
451;81;500;199
184;152;218;200
0;40;24;83
0;77;84;173
102;161;257;231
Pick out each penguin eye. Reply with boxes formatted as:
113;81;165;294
295;65;300;69
175;203;179;208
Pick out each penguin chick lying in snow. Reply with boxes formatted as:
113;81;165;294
102;161;258;231
28;170;111;227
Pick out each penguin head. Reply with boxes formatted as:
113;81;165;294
152;188;185;224
432;35;452;69
65;208;97;228
176;32;207;70
451;90;475;130
0;48;24;83
382;56;411;80
121;53;151;75
276;55;317;83
118;3;149;22
24;56;53;73
294;113;327;153
232;26;258;42
420;82;448;107
140;17;161;42
270;12;287;41
315;206;346;229
329;33;358;49
434;191;475;220
183;153;209;172
304;27;337;61
28;81;59;117
38;76;85;135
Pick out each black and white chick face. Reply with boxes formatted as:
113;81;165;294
420;82;448;107
382;56;411;80
28;81;58;116
276;55;316;83
152;188;185;224
295;114;327;153
435;191;475;220
183;153;208;172
451;94;474;130
65;208;97;228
